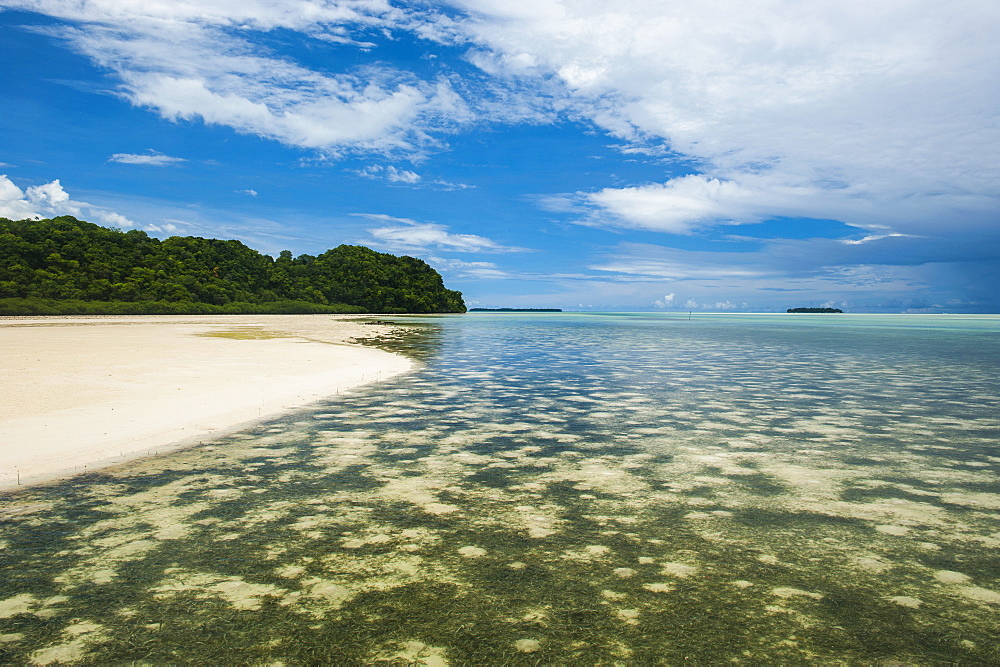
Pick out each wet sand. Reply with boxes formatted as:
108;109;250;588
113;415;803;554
0;315;413;490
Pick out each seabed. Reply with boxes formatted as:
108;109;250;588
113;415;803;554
1;314;998;663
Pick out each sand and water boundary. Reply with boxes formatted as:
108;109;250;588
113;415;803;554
0;315;414;491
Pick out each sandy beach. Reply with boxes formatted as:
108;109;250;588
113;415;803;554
0;315;414;491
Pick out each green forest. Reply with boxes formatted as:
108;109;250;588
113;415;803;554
0;216;465;315
786;307;844;313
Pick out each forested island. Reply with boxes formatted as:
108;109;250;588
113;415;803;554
0;216;465;315
468;308;563;312
787;307;844;313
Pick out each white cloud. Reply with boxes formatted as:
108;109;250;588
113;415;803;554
653;293;675;308
0;174;136;227
0;175;41;220
356;164;475;189
108;150;186;166
841;233;912;245
236;189;259;196
586;231;1000;312
453;0;1000;236
428;257;509;279
116;50;467;156
591;243;771;280
93;210;136;228
9;0;999;253
1;175;80;220
367;222;488;251
353;212;419;226
582;176;770;234
665;299;741;311
357;214;526;253
5;0;406;31
358;165;422;184
24;179;72;210
384;166;422;184
10;0;473;157
140;221;182;233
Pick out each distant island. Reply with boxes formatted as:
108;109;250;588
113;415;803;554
0;215;466;315
787;307;843;313
469;308;563;312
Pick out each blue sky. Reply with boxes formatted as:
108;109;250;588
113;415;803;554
1;1;998;312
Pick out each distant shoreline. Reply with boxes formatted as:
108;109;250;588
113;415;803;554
468;308;563;312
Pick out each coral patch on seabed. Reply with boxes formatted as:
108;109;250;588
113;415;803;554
0;314;998;663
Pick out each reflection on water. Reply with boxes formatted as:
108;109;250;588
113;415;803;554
1;313;998;663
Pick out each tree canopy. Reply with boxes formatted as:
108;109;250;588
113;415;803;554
786;307;843;313
0;216;465;315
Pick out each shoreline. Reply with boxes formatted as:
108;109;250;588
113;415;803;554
0;314;415;492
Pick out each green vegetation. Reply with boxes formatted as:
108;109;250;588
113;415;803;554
469;308;563;312
787;307;843;313
0;216;465;314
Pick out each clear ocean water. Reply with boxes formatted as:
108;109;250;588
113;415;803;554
1;312;998;663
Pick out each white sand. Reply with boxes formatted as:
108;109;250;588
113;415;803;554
0;315;415;490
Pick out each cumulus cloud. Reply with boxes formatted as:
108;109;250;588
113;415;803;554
0;174;136;228
653;292;675;308
580;176;773;234
0;176;47;220
1;175;80;220
108;150;186;166
453;0;1000;235
7;0;999;309
95;210;137;228
236;189;259;196
18;0;998;237
357;213;526;253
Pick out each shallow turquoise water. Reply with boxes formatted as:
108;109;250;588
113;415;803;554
1;313;998;663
